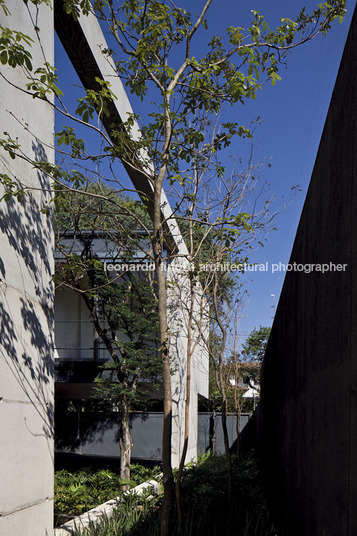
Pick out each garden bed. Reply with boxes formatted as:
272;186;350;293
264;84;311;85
54;452;278;536
54;463;161;526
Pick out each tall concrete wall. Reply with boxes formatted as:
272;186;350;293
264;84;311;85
257;6;357;536
0;2;54;535
55;411;250;460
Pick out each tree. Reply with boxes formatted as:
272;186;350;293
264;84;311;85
0;1;346;533
238;325;272;404
242;325;271;363
55;186;160;486
167;119;276;528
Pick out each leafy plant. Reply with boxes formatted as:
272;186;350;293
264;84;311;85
54;464;161;524
57;452;278;536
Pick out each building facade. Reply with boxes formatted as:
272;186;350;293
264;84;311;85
0;3;55;535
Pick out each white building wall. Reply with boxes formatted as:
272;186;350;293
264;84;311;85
0;2;54;535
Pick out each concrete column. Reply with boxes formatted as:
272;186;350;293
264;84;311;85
168;258;209;467
0;1;54;535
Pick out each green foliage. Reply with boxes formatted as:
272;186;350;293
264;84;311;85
0;0;10;15
129;463;161;486
63;0;92;21
174;452;278;536
0;25;33;69
62;452;278;536
208;325;268;413
0;133;20;160
76;78;117;122
26;63;63;98
54;468;126;519
54;183;151;235
91;267;161;407
55;187;160;424
0;172;25;202
69;492;161;536
54;464;161;522
102;0;346;111
242;326;271;362
0;0;346;219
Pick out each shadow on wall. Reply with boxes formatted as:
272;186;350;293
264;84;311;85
0;139;54;458
55;405;152;454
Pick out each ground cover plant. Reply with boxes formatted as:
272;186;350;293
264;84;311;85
176;452;278;536
54;463;161;526
57;452;278;536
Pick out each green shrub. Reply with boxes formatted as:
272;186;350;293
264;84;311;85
70;492;161;536
54;464;161;523
55;453;278;536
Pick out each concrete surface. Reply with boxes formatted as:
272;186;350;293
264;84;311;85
55;410;250;459
0;1;55;535
257;5;357;536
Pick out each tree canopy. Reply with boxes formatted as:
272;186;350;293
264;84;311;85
242;325;271;362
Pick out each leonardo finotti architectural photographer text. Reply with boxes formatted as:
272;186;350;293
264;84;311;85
105;261;348;274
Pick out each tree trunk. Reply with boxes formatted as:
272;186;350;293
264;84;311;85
157;260;174;536
221;399;232;502
153;174;174;536
234;358;241;461
119;399;132;490
209;410;216;454
175;275;195;534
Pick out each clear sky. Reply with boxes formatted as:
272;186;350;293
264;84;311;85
186;0;356;339
234;0;355;338
55;0;356;343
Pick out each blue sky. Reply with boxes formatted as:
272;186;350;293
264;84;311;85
55;0;356;342
189;0;356;338
235;0;355;337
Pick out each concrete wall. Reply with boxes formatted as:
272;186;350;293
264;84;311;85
167;258;209;466
55;411;250;460
257;7;357;536
0;2;54;536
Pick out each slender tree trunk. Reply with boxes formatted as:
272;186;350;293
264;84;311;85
153;164;174;536
234;357;241;461
175;370;191;535
175;276;194;535
213;278;232;502
158;266;174;536
209;409;216;454
119;398;132;490
175;352;191;534
221;398;232;502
